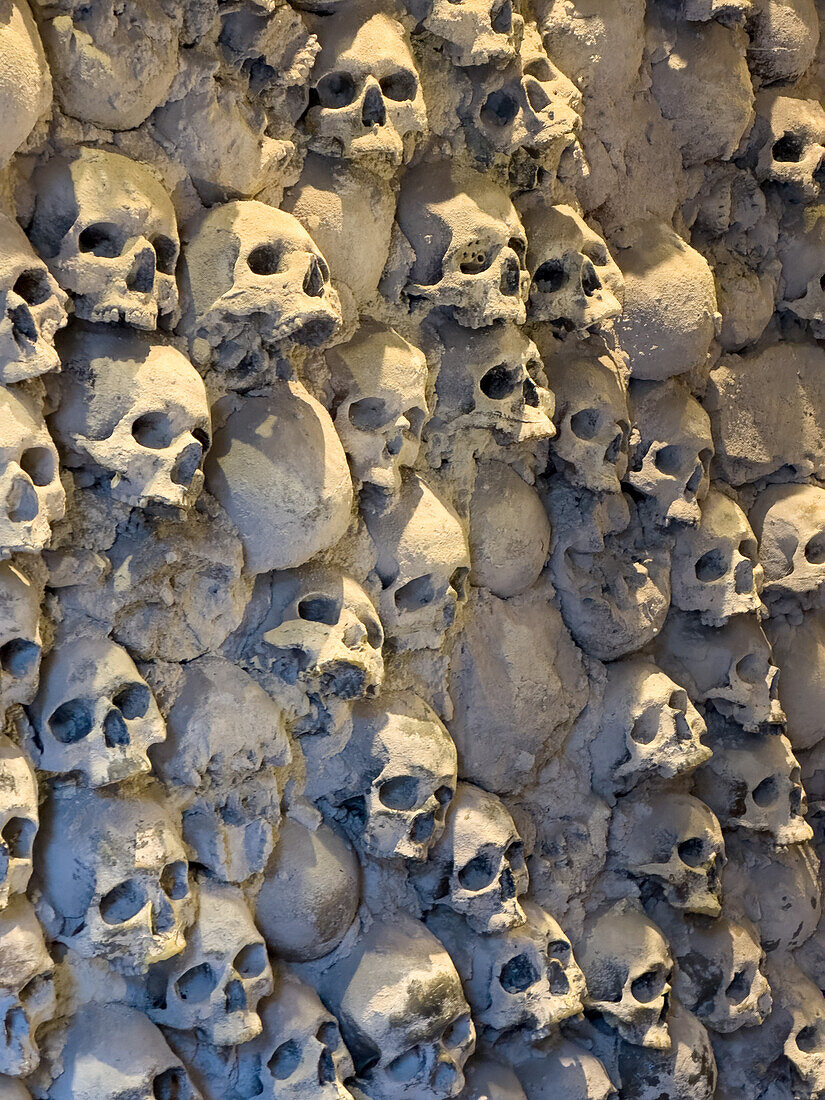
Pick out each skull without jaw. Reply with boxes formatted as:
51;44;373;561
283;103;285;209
750;482;825;612
0;734;37;912
751;90;825;204
0;562;41;711
414;0;523;66
0;897;55;1078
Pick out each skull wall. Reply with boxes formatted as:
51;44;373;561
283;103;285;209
0;0;824;1096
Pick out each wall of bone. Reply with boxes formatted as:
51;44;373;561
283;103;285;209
0;0;824;1095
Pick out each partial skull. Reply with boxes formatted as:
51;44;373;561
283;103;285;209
462;1056;527;1099
0;1;51;171
750;91;825;203
0;735;37;912
516;1040;617;1100
29;149;180;331
750;483;825;612
762;956;825;1100
766;611;825;752
0;562;41;710
50;326;211;510
410;0;523;65
747;0;819;84
413;781;528;934
0;897;54;1078
617;998;716;1100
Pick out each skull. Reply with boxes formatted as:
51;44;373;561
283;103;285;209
590;657;711;801
395;160;530;328
0;897;55;1077
616;998;717;1100
413;781;529;934
766;957;825;1099
0;734;37;911
610;792;726;917
750;483;825;611
694;730;813;845
180;201;342;378
655;610;785;731
411;0;523;66
516;1041;617;1100
0;0;51;172
48;1003;201;1100
427;320;555;447
0;385;65;558
0;211;67;384
29;148;180;331
35;785;194;974
777;206;825;336
147;878;273;1046
670;488;764;625
515;196;623;330
26;635;167;788
428;901;586;1042
746;0;818;84
329;692;457;862
0;562;41;710
304;8;426;172
670;916;771;1033
364;471;470;653
49;326;212;510
461;1057;527;1099
327;322;429;496
319;915;475;1100
545;342;629;494
579;903;673;1050
766;611;825;752
751;91;825;203
627;379;713;527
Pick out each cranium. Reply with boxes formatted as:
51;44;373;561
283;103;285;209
428;901;586;1042
395;160;530;328
516;1041;617;1100
777;206;825;336
655;610;785;731
751;91;825;203
746;0;818;84
364;471;470;652
35;785;194;974
0;562;41;710
327;322;428;496
0;211;67;384
579;903;673;1050
616;998;716;1100
0;897;55;1077
694;730;813;845
319;915;475;1100
765;957;825;1099
610;792;726;917
590;657;711;801
670;488;764;624
0;385;65;558
516;196;622;330
411;0;523;66
180;201;342;379
26;635;166;788
413;781;529;934
0;734;37;911
0;0;51;171
461;1056;527;1099
627;379;713;527
303;7;426;172
147;878;273;1046
48;1003;201;1100
327;692;457;862
50;326;211;510
29;148;180;331
750;483;825;611
766;611;825;752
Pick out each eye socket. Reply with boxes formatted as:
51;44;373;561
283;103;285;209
725;968;753;1005
772;131;804;162
153;1067;189;1100
348;397;390;431
112;682;150;720
735;653;767;684
247;243;282;276
269;1038;302;1079
796;1021;825;1053
175;962;218;1002
533;259;566;294
78;222;126;258
677;837;707;866
443;1013;472;1048
99;878;148;924
805;532;825;565
480;363;521;400
298;594;342;625
1;817;35;860
20;447;55;487
234;942;267;978
694;548;729;583
13;269;52;306
505;839;525;867
523;56;553;82
394;574;436;611
458;852;497;890
151;235;178;276
630;967;667;1003
752;774;780;807
316;1020;340;1050
315;71;357;108
386;1046;425;1082
132;412;176;450
378;774;420;811
653;444;684;476
500;952;540;993
0;638;39;679
480;89;519;128
569;408;602;441
49;698;94;744
380;70;418;101
160;861;189;901
459;246;493;275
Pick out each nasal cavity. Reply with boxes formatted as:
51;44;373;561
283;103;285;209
103;708;130;748
225;979;247;1013
362;85;386;126
9;304;37;343
547;958;571;995
171;441;203;488
581;260;602;296
5;477;38;524
127;250;156;293
303;256;326;297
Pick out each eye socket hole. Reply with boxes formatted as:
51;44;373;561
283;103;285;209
450;566;468;599
1;817;35;859
175;962;217;1002
695;548;729;583
533;259;566;294
387;1046;425;1081
569;408;602;441
160;861;189;901
630;968;666;1003
500;952;540;993
19;447;55;487
316;1021;340;1050
0;638;39;679
735;652;767;684
805;532;825;565
796;1022;825;1053
725;968;753;1005
458;852;497;890
13;269;52;306
234;942;267;978
378;774;420;811
132;412;176;450
152;1067;188;1100
394;574;436;611
151;236;178;276
99;878;148;924
78;222;125;258
481;89;519;128
443;1013;472;1047
772;131;804;162
380;70;417;101
508;236;527;264
315;71;357;108
480;363;520;399
629;713;658;745
677;837;707;867
348;397;390;431
269;1038;302;1079
113;683;150;720
668;690;688;713
435;785;453;807
192;428;211;451
752;774;780;807
298;594;342;625
505;839;525;867
49;698;94;744
247;244;282;276
653;444;684;476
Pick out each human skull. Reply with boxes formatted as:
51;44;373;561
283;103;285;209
181;201;342;378
412;0;523;66
327;322;429;496
655;610;785;731
0;211;67;385
329;692;457;862
777;206;825;336
694;730;813;845
746;0;818;84
579;903;673;1050
617;998;716;1100
0;734;37;911
516;1041;617;1100
414;782;528;934
670;488;764;625
304;8;426;172
395;161;530;328
766;958;825;1099
751;91;825;203
364;472;470;652
0;562;41;710
461;1056;527;1099
670;916;771;1033
627;379;713;527
147;878;273;1046
516;196;622;330
750;483;825;611
546;343;629;494
0;0;51;172
319;915;475;1100
428;320;555;446
48;1003;201;1100
590;657;711;801
766;611;825;752
29;148;180;331
50;326;211;510
0;897;55;1077
610;792;726;917
0;386;65;558
27;635;166;788
428;902;586;1042
35;785;194;974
